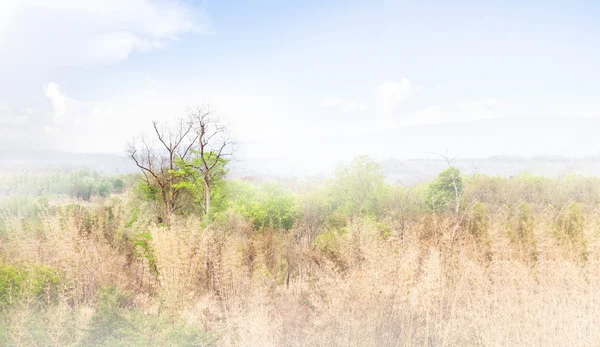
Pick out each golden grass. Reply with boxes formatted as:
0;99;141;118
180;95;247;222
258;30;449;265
2;202;600;346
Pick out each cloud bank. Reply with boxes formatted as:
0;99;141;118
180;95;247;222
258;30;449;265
0;0;209;67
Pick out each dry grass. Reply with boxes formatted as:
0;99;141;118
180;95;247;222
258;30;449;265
2;200;600;346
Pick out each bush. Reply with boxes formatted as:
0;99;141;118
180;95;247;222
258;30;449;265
0;263;61;309
0;304;79;346
509;202;538;261
325;212;349;232
296;188;331;242
328;155;389;217
465;202;488;239
132;232;158;275
554;202;588;261
83;286;215;346
227;181;297;232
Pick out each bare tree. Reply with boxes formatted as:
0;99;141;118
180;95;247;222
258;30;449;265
126;118;197;222
188;107;234;218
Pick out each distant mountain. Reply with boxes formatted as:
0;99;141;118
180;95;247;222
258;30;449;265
380;156;600;185
4;151;600;185
0;151;137;174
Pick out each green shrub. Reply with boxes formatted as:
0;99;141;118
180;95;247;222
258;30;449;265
328;155;389;217
554;202;588;261
113;178;125;192
324;212;349;232
0;304;79;346
509;202;538;261
0;263;61;309
132;232;158;275
465;202;488;239
376;220;393;239
83;286;215;346
314;228;348;272
125;204;140;229
555;202;584;239
227;181;297;232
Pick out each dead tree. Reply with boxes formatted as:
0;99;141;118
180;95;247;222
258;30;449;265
126;118;197;222
189;107;234;219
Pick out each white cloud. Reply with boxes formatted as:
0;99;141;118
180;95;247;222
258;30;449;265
35;80;288;153
320;97;368;113
388;98;505;128
453;98;504;122
0;0;208;66
320;78;421;118
375;78;423;115
411;105;444;125
40;82;174;150
456;98;503;115
44;82;87;128
0;102;30;127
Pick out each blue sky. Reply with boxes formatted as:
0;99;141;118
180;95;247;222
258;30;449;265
1;0;599;172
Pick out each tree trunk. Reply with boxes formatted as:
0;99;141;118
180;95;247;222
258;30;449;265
204;179;211;221
162;189;170;225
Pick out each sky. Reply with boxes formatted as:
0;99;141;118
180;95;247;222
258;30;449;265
1;0;600;172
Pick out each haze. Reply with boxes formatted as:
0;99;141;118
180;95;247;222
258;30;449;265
1;0;599;174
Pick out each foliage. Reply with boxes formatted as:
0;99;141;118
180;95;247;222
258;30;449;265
132;232;158;275
83;286;215;346
131;152;229;219
226;181;297;231
328;155;389;217
554;202;588;261
464;202;488;238
555;202;584;239
113;178;125;192
172;152;229;215
0;196;45;218
387;185;428;232
426;167;464;212
0;170;133;202
325;211;349;232
296;187;332;241
5;166;600;345
0;263;61;309
509;202;538;261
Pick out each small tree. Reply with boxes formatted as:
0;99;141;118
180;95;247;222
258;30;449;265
329;155;388;218
126;118;197;221
426;152;481;244
426;152;472;215
188;107;234;219
427;166;464;213
127;107;233;222
172;153;229;216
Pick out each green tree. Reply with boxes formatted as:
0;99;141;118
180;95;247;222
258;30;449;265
188;107;233;220
127;118;198;221
112;178;124;192
227;181;297;231
328;155;389;218
426;166;464;213
172;152;229;217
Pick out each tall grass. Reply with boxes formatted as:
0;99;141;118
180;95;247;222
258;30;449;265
2;176;600;346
